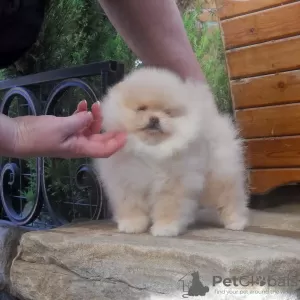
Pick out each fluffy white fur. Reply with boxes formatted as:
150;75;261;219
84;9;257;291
93;67;249;237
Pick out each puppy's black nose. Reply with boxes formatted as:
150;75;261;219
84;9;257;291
148;116;160;129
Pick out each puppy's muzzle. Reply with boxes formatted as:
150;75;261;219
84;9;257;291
146;116;161;130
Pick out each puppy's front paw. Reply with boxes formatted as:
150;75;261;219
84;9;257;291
150;222;186;237
224;216;248;231
117;216;150;234
218;205;249;231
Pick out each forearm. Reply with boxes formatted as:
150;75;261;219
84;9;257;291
0;114;48;158
0;114;18;157
99;0;206;82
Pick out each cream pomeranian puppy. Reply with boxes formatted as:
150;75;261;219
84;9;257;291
93;67;249;237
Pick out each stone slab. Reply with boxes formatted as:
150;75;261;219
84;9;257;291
197;208;300;239
0;225;27;292
9;221;300;300
247;210;300;239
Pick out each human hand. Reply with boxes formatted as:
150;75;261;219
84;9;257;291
13;100;127;158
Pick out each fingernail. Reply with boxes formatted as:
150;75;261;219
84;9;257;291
97;101;100;106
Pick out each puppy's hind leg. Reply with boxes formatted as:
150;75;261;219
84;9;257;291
202;173;249;231
203;115;249;231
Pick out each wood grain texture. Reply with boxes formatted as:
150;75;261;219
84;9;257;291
220;2;300;49
245;136;300;168
226;36;300;79
217;0;296;20
249;169;300;194
235;104;300;138
231;70;300;109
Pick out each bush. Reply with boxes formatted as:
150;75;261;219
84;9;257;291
183;8;232;114
1;0;136;78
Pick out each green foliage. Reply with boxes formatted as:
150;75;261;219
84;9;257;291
183;8;232;113
20;158;37;205
0;70;5;81
38;0;136;72
1;0;136;77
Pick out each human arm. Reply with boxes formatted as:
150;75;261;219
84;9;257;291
98;0;206;82
0;113;19;157
0;101;127;158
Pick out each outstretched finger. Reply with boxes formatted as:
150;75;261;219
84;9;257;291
61;111;93;137
74;100;87;114
90;101;102;134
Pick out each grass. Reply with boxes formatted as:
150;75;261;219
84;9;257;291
183;7;232;114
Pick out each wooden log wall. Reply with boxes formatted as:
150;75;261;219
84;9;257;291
216;0;300;194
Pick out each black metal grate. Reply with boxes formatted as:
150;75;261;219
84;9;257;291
0;60;124;229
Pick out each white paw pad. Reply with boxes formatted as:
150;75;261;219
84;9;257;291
118;217;150;234
150;222;186;237
224;217;248;231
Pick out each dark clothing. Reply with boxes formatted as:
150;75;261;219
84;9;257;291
0;0;45;69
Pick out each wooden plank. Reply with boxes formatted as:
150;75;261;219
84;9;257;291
217;0;296;20
220;2;300;49
231;70;300;109
226;36;300;79
245;136;300;168
249;169;300;194
235;104;300;138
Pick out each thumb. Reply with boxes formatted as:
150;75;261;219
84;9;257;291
62;111;93;136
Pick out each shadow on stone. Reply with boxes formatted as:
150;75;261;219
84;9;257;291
0;225;28;296
0;291;19;300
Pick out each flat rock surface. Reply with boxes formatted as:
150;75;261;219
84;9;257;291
10;221;300;300
247;210;300;239
197;208;300;239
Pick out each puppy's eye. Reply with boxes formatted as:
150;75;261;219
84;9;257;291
165;109;174;116
165;108;181;117
137;105;147;111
